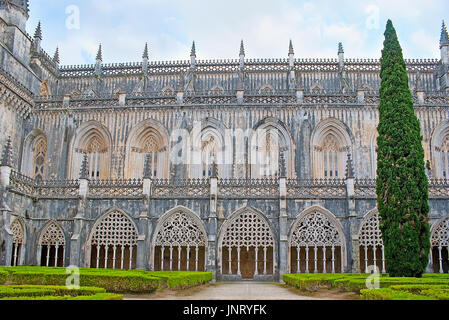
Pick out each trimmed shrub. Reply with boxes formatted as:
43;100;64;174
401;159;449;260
360;288;434;300
0;270;8;285
0;293;123;301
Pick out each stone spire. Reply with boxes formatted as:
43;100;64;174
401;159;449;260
440;21;449;49
190;41;196;68
1;136;13;167
239;40;245;69
142;42;149;59
289;40;294;55
53;47;60;64
345;153;354;179
79;153;89;179
239;40;245;56
190;41;196;57
338;42;345;71
34;21;42;39
96;44;103;62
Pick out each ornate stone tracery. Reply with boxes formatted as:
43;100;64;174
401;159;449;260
90;210;138;270
220;209;275;279
153;210;207;272
10;219;24;266
431;218;449;273
289;208;345;274
358;211;386;274
39;222;65;267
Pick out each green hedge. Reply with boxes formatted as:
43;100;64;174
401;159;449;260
0;267;213;293
360;288;434;300
0;270;8;285
0;285;105;297
0;293;123;301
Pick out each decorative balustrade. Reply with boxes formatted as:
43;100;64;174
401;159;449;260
37;179;80;198
218;178;279;199
88;179;143;198
152;178;210;199
9;171;36;197
6;170;449;200
286;179;346;199
354;179;377;199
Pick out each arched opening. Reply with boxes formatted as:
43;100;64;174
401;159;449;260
431;121;449;179
38;222;65;267
431;218;449;273
219;208;275;279
21;130;47;180
311;119;352;179
125;119;169;179
153;209;207;271
289;207;346;274
359;211;386;274
89;210;138;270
69;122;111;180
10;219;24;266
250;118;293;179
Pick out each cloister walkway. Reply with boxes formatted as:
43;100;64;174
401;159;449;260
124;282;357;300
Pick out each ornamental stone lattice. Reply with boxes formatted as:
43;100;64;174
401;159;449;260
358;212;386;274
39;222;65;267
290;211;344;273
221;210;274;277
154;211;207;272
431;218;449;273
10;219;23;266
90;210;138;270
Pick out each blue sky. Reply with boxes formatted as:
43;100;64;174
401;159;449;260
26;0;449;65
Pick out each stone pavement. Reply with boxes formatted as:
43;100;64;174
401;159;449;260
125;282;324;300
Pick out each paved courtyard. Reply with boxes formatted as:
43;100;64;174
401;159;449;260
124;282;357;300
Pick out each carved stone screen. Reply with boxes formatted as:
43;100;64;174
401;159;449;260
290;211;344;273
359;212;386;273
39;222;65;267
154;211;207;271
90;211;138;270
221;210;275;279
10;219;24;266
431;218;449;273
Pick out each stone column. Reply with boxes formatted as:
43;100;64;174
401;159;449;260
139;177;152;270
279;176;288;281
208;172;218;281
345;153;358;273
0;195;13;267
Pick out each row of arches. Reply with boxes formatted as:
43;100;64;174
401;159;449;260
9;207;449;275
21;117;364;181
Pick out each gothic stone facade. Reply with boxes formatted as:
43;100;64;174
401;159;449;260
1;1;449;281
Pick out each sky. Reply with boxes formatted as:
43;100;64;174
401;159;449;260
25;0;449;65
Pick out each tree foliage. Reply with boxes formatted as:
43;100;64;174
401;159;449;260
376;20;431;277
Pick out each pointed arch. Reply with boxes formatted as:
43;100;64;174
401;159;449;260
218;206;276;279
189;118;232;178
21;129;48;181
87;208;138;269
68;121;112;179
249;117;295;179
430;119;449;178
125;118;170;179
288;205;346;274
430;217;449;273
358;209;386;274
151;206;207;271
311;118;354;179
38;221;66;267
10;217;25;266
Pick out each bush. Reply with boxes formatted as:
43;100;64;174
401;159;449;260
360;288;434;300
0;293;123;300
0;270;8;285
0;267;213;293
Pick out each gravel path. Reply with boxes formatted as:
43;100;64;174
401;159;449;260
125;282;324;300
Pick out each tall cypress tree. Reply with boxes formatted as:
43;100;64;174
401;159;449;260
376;20;430;277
